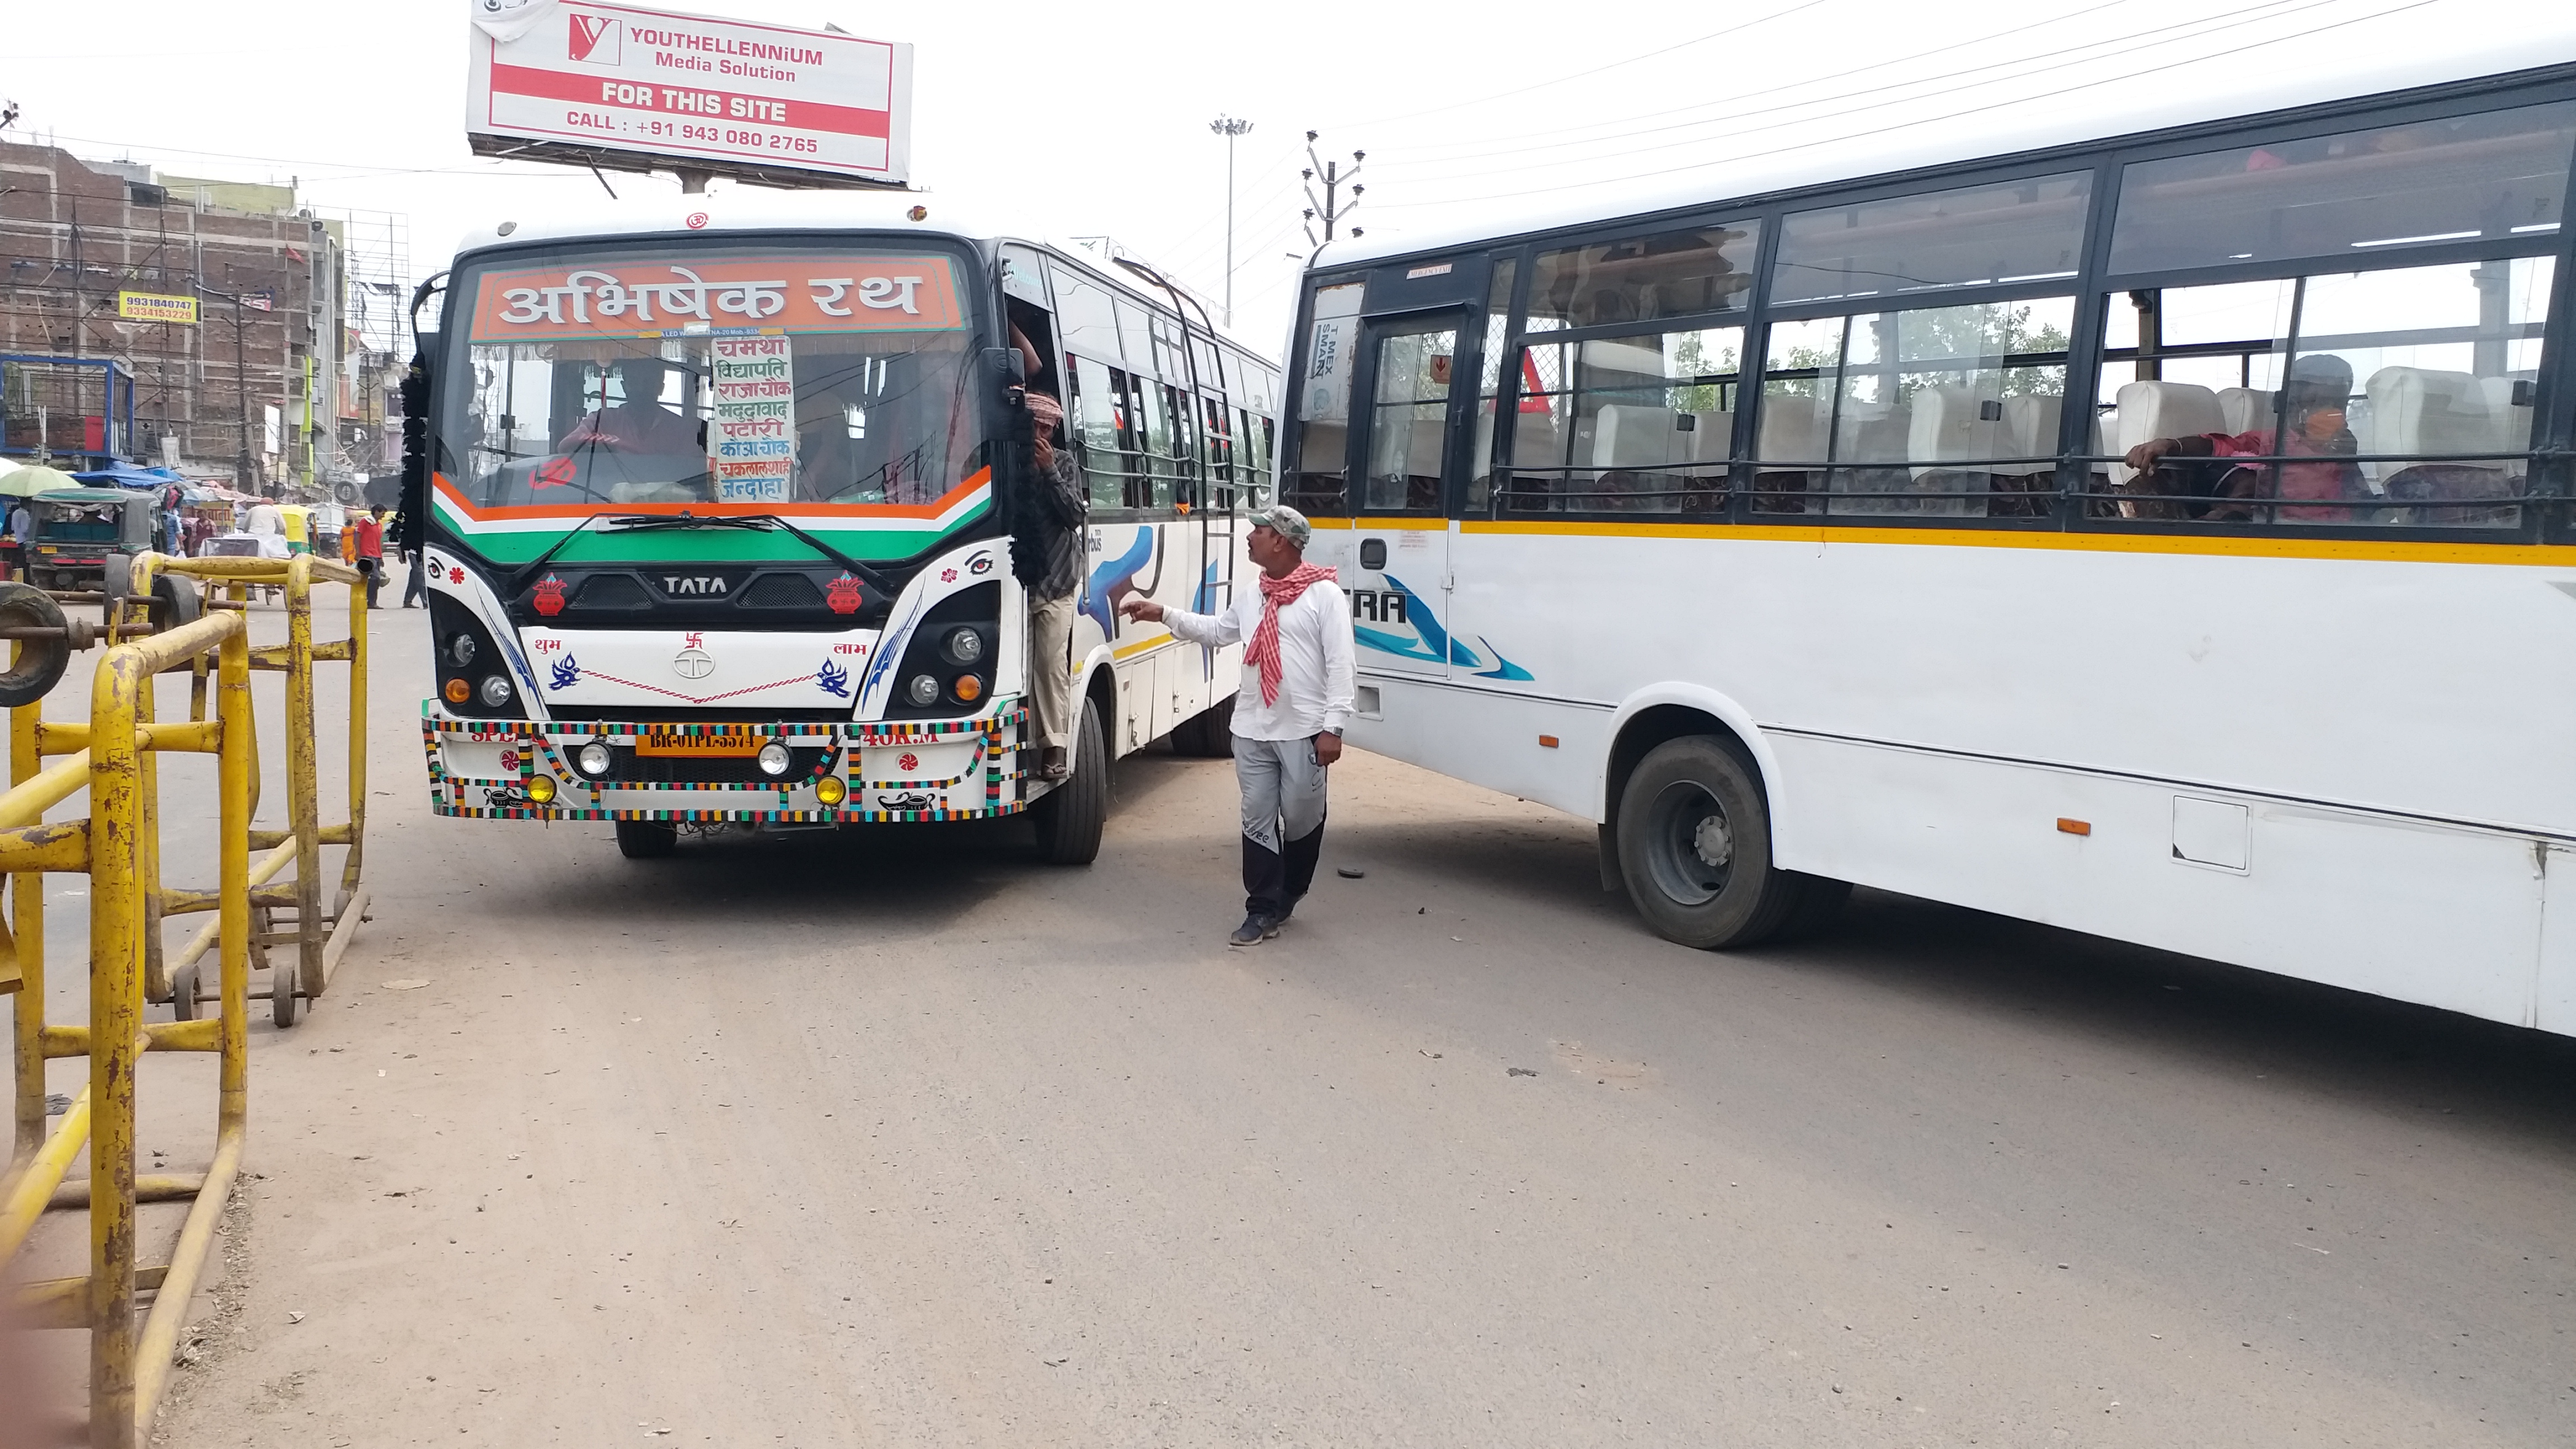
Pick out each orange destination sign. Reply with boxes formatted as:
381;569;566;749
467;254;962;340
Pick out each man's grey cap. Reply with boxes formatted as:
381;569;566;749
1249;504;1312;548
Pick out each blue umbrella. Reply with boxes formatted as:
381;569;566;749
70;462;183;490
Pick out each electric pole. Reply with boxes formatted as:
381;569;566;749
197;286;255;491
1301;132;1365;249
1208;115;1253;328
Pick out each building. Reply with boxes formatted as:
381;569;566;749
0;139;364;496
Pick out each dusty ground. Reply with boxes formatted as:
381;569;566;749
15;594;2573;1446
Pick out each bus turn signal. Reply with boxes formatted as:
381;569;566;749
2057;818;2091;836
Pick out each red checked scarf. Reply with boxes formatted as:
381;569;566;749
1242;562;1338;707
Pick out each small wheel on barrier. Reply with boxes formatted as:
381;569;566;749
149;572;202;633
101;554;133;627
272;954;300;1027
171;963;201;1023
0;581;71;708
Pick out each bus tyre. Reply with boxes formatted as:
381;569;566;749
1615;735;1803;950
1172;695;1234;757
615;820;678;859
0;583;70;708
1033;700;1106;866
1773;875;1853;943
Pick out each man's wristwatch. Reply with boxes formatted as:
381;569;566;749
1319;728;1342;738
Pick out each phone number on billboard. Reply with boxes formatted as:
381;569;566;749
643;121;821;154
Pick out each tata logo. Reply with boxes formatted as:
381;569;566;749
673;648;716;681
660;575;730;596
568;13;620;64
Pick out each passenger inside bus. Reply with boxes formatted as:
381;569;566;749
2122;353;2364;522
564;357;702;456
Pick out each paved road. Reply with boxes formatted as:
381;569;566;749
120;609;2574;1446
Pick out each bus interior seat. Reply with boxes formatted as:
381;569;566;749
1907;385;2001;479
2478;375;2536;450
2365;366;2518;517
1590;403;1688;510
1685;410;1735;466
1999;394;2063;477
2108;380;2224;490
2217;386;2276;436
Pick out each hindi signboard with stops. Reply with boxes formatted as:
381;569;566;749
465;0;912;188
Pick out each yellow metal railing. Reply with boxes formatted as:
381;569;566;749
1;551;370;1446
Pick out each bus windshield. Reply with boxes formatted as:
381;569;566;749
443;244;985;514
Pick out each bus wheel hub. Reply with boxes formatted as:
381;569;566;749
1693;813;1733;870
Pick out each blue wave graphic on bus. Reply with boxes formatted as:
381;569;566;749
1355;575;1533;681
1082;527;1157;638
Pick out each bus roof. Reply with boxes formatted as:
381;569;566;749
1314;39;2576;271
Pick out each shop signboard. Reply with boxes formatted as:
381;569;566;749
116;291;199;324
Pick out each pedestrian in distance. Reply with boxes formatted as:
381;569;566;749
352;508;386;609
1120;505;1355;946
400;537;427;608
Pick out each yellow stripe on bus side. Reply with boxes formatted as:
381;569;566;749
1422;518;2576;567
1112;634;1176;661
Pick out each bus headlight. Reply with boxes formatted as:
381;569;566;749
756;741;793;777
575;741;613;777
943;626;984;665
815;775;847;807
525;774;557;804
953;674;983;704
479;675;514;708
446;633;479;667
905;673;939;707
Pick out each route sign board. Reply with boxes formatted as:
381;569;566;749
465;0;913;188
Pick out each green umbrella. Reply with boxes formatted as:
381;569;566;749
0;465;78;498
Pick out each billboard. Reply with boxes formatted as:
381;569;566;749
465;0;913;188
117;291;199;324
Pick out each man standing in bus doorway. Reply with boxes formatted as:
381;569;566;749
1016;389;1087;781
1120;506;1355;946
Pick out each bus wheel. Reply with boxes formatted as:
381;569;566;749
1033;700;1106;865
1171;695;1234;757
1614;735;1802;950
615;821;678;859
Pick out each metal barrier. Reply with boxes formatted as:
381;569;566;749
0;551;370;1446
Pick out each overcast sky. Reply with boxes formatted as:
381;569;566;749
5;0;2570;356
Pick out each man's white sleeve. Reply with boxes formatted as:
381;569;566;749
1161;595;1243;648
1318;584;1356;734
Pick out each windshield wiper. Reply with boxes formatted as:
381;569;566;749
505;513;608;598
606;512;894;592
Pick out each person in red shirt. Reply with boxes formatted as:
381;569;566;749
352;508;386;609
2124;354;2363;523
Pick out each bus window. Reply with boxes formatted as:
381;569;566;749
1468;257;1517;515
1285;281;1365;515
1752;298;2071;518
1194;336;1228;396
2101;257;2553;526
1511;323;1742;514
1363;324;1459;514
1204;396;1236;509
2106;102;2576;276
1068;354;1132;511
1529;224;1757;330
1772;173;2090;306
1053;266;1121;369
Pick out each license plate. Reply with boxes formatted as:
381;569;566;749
635;732;760;759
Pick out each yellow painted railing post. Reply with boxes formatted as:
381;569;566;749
342;557;368;915
10;678;44;1165
88;646;146;1449
285;555;323;1004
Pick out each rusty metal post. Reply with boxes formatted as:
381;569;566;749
340;555;367;915
285;555;322;1004
87;645;148;1449
10;679;42;1163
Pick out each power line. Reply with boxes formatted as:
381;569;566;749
1370;0;2441;215
1332;0;1836;131
1365;0;2337;178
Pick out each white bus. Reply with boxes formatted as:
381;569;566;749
1281;48;2576;1035
413;195;1277;861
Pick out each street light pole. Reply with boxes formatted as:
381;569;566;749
1208;115;1253;329
198;286;255;491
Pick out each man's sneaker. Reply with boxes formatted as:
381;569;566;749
1228;914;1276;946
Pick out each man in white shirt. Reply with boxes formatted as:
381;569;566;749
1121;505;1355;946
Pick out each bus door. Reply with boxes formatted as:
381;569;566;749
1344;311;1471;678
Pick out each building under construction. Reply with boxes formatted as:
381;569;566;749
0;138;409;499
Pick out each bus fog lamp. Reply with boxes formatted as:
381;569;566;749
815;775;847;806
479;674;514;708
576;741;613;776
525;774;558;804
443;678;470;705
953;674;983;704
905;673;939;707
757;741;793;777
944;626;984;665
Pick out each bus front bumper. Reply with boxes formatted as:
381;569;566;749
422;702;1030;823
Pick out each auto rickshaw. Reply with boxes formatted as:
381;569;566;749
23;487;155;593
